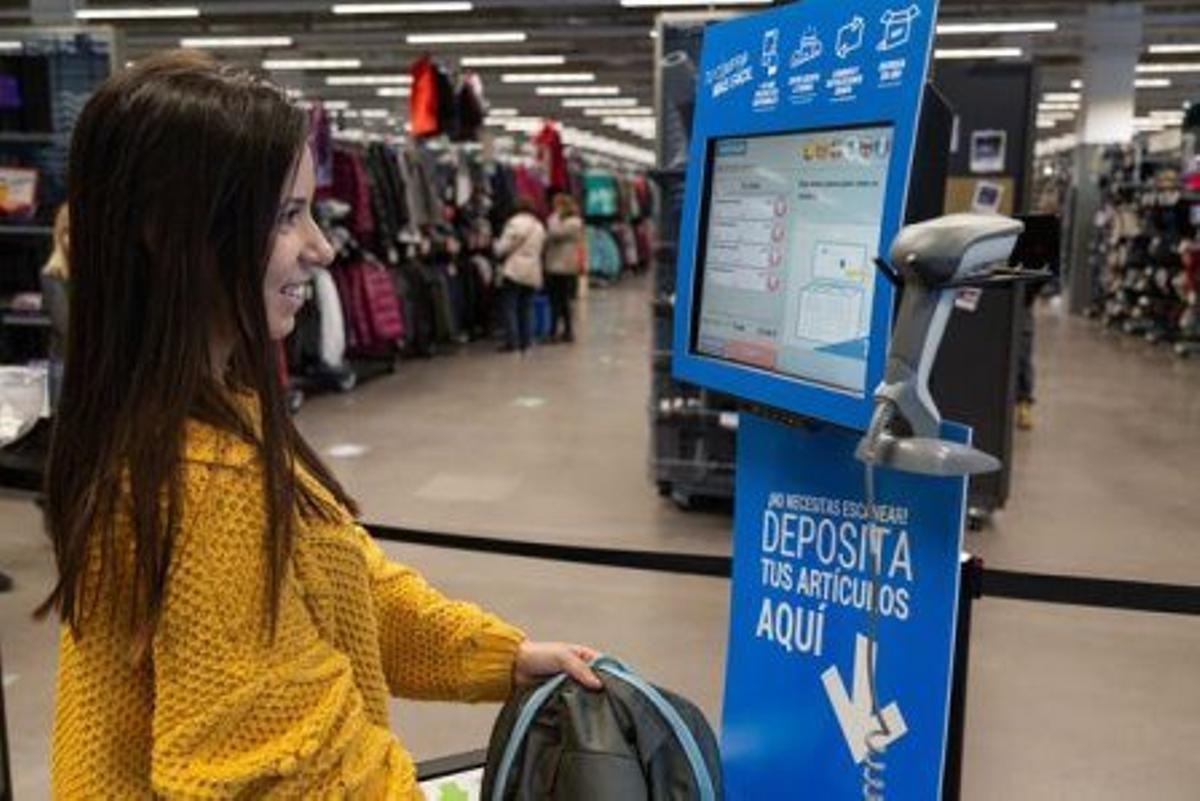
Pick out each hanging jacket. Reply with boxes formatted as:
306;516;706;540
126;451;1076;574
453;74;485;142
311;266;347;369
308;104;333;190
583;171;619;219
586;225;622;280
534;122;569;192
482;655;722;801
495;212;546;290
544;213;584;276
327;148;375;241
410;55;439;137
434;64;456;138
513;165;549;218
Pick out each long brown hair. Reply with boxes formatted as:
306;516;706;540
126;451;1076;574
39;50;358;656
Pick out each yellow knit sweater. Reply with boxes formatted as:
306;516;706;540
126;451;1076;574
50;415;525;799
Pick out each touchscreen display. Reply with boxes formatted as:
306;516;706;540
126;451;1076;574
692;124;895;395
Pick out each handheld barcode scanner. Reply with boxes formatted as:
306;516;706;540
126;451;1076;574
853;213;1046;800
857;213;1034;477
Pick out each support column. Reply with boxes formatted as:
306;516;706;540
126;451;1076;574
1067;3;1143;315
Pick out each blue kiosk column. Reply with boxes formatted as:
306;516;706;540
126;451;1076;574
666;0;973;797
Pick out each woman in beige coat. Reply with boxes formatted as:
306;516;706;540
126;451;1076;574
544;193;584;343
494;196;546;352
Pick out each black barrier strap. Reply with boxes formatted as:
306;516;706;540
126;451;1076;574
365;523;733;578
981;568;1200;617
363;523;1200;617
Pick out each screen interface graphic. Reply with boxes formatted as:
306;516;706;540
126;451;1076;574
693;124;894;395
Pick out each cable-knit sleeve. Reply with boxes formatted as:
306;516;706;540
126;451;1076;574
348;525;527;703
150;462;417;799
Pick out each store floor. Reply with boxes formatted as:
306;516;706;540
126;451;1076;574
1;276;1198;798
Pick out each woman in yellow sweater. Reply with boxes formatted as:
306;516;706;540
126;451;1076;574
39;50;600;798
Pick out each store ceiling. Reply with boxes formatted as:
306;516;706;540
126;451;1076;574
2;0;1199;151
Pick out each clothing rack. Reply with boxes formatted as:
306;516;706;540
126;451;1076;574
1089;143;1200;357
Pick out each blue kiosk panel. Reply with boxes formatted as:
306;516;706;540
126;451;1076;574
672;0;938;430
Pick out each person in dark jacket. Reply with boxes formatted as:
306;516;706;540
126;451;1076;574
544;194;584;343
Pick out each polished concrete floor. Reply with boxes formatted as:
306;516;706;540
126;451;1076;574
1;276;1198;799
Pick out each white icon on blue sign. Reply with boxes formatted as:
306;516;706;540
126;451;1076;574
762;28;780;77
836;15;865;59
790;27;823;68
877;4;921;52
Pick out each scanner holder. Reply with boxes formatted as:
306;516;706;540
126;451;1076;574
857;214;1051;477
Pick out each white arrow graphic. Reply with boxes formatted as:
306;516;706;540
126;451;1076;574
821;633;908;764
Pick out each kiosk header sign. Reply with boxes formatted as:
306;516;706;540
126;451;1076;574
672;0;939;430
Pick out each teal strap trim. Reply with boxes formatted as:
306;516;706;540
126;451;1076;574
491;671;570;801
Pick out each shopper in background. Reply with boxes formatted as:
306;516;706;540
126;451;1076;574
544;193;584;343
41;203;69;407
38;51;599;798
494;196;546;353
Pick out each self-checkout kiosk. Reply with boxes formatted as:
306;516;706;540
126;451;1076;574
671;1;1040;798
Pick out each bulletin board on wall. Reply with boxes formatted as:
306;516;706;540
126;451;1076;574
931;61;1035;216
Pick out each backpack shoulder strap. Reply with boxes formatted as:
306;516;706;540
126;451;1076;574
591;656;716;801
490;671;571;801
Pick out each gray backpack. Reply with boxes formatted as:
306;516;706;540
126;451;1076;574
482;655;722;801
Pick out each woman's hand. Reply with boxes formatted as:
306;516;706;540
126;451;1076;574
513;640;603;691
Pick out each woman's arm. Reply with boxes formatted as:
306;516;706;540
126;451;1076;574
493;217;524;259
350;525;526;701
150;463;417;798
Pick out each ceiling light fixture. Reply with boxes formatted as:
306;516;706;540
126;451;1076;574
0;41;22;52
486;108;520;116
360;109;390;119
1137;62;1200;74
1042;92;1081;102
461;55;565;67
536;86;620;96
1148;44;1200;55
323;100;351;110
1132;118;1168;130
406;31;526;44
936;21;1057;35
561;97;639;108
332;1;471;14
583;107;653;117
1038;103;1079;112
263;58;362;70
181;36;293;48
620;0;770;7
502;72;595;84
76;6;199;19
376;87;411;97
1069;78;1173;90
934;47;1023;60
326;74;412;85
